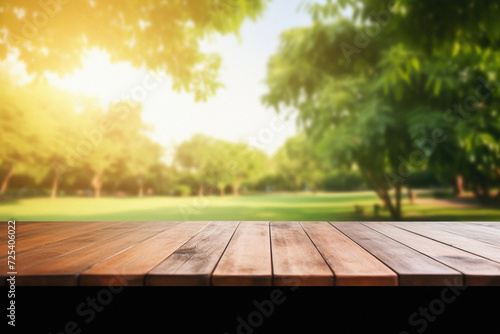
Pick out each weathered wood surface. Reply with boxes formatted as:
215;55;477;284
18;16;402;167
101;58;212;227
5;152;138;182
394;222;500;263
146;221;239;286
270;221;333;286
367;223;500;286
4;221;500;286
331;222;462;286
301;221;397;286
212;221;272;286
81;221;208;286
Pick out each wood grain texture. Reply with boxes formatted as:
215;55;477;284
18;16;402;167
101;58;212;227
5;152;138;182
368;223;500;286
301;221;397;286
146;221;239;286
270;221;333;286
0;222;60;243
0;221;110;252
331;222;462;286
426;222;500;247
7;221;123;253
5;221;500;286
212;221;272;286
395;222;500;264
80;221;209;286
0;222;141;277
17;222;175;286
1;222;128;286
475;222;500;230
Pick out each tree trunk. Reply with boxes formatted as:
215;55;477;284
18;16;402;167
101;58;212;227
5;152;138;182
455;174;464;197
471;181;481;199
394;184;402;220
219;185;225;196
383;188;400;221
294;177;301;191
51;175;59;199
496;169;500;198
481;183;490;200
359;166;401;220
0;165;14;196
360;168;388;206
232;178;242;196
378;191;390;207
138;177;144;197
91;170;103;198
407;186;416;204
198;185;204;196
471;180;489;203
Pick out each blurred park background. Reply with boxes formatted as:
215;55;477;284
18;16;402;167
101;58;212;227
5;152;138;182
1;0;500;221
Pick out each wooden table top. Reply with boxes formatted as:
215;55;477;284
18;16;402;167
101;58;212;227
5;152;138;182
2;221;500;286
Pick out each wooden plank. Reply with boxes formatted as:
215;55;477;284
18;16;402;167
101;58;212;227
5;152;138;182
475;222;500;230
6;221;500;287
301;221;397;286
0;221;124;284
270;221;333;286
0;222;144;277
80;221;209;286
331;222;462;286
367;223;500;286
395;222;500;264
0;222;61;242
4;221;124;253
4;221;109;239
0;222;102;251
212;221;272;286
16;222;175;286
428;222;500;247
146;221;239;286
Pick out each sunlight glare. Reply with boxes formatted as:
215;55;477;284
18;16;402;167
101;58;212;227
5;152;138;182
46;48;144;108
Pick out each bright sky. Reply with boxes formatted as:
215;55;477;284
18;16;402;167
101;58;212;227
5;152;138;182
8;0;317;157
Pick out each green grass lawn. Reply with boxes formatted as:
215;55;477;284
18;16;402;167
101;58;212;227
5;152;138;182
1;191;500;221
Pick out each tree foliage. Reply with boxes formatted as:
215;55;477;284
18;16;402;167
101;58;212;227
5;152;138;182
263;0;500;219
175;134;269;196
273;134;326;191
0;0;268;101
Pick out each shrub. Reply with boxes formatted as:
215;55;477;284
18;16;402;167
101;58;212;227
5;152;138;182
173;185;191;197
408;170;444;189
323;170;366;191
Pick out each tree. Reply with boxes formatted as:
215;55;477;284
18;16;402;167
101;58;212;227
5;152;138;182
175;134;216;196
263;19;412;218
23;81;83;199
204;139;233;196
124;135;164;197
0;0;268;101
263;0;500;219
174;135;269;196
350;0;500;203
0;77;48;195
273;134;325;191
225;142;269;195
76;100;149;198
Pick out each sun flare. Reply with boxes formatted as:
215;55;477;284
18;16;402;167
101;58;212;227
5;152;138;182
46;48;144;108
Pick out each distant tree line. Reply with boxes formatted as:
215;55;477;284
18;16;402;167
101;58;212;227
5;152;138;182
0;73;473;201
0;75;369;198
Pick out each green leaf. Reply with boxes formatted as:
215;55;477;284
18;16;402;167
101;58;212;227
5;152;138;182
452;42;460;57
433;79;441;96
411;57;420;71
397;67;410;84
